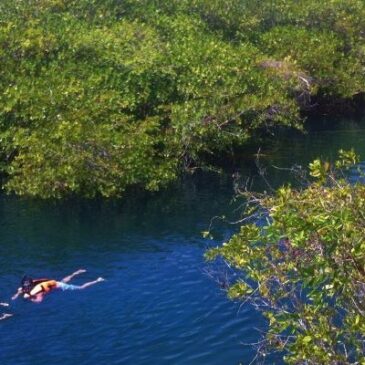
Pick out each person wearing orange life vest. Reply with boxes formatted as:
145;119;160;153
12;269;105;303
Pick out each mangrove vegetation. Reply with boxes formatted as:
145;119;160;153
0;0;364;198
207;150;365;363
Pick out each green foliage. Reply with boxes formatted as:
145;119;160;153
5;118;176;198
206;150;365;363
0;0;364;197
260;26;364;97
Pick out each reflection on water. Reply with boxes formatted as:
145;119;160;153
0;118;365;365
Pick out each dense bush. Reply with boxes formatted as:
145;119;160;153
0;0;364;197
206;150;365;364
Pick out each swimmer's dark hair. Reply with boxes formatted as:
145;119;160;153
21;275;33;293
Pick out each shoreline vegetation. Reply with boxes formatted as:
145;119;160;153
206;150;365;364
0;0;364;198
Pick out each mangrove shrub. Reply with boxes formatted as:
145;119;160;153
0;1;364;197
206;150;365;364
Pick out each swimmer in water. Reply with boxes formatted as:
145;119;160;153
12;269;105;303
0;302;12;320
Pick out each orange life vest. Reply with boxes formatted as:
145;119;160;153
29;279;58;296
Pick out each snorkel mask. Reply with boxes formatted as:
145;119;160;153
21;276;33;294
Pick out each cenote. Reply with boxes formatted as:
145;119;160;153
1;117;365;365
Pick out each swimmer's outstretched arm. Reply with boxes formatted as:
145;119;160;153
0;313;12;321
61;269;87;283
11;288;22;301
0;302;9;307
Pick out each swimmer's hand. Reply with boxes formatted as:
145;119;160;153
75;269;87;274
0;313;13;321
11;288;22;301
96;277;105;283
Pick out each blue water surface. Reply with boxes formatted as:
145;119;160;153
0;175;265;365
1;120;365;365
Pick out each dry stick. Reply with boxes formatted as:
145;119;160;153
255;147;275;193
271;164;311;187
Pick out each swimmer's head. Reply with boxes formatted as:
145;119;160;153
21;276;33;294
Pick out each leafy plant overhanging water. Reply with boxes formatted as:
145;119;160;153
206;150;365;364
0;0;364;197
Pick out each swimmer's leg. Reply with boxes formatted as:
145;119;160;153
57;277;105;291
78;277;105;289
0;302;9;307
0;313;12;321
61;269;87;283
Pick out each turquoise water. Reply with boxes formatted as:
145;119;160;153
0;119;365;364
